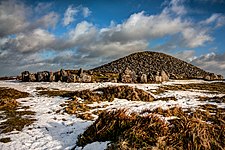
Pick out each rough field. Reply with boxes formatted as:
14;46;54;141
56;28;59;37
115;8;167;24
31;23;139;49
0;80;225;149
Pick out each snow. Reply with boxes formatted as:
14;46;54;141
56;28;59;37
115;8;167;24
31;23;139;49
0;79;224;150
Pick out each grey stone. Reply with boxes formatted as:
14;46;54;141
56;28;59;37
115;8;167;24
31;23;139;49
161;70;169;82
21;71;30;82
119;67;135;83
140;74;148;83
37;71;50;82
29;73;36;82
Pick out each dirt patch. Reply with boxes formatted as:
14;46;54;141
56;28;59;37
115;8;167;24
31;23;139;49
77;107;225;149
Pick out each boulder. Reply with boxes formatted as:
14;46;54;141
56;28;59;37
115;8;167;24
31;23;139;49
155;75;162;83
218;75;224;80
49;72;55;82
161;70;169;81
81;74;92;82
78;68;84;77
37;71;50;82
67;74;76;83
204;75;211;81
29;73;36;82
119;67;135;83
21;71;30;82
60;69;68;82
140;74;148;83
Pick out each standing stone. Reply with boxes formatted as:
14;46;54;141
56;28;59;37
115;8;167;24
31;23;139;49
67;74;76;83
78;68;84;77
81;74;92;82
161;70;169;82
140;74;148;83
204;75;211;81
119;67;134;83
29;73;36;82
37;71;50;82
21;71;30;82
155;72;162;82
60;69;68;82
49;72;55;82
218;75;224;80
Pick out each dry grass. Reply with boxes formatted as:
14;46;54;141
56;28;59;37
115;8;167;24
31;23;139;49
38;86;154;102
153;82;225;95
198;95;225;103
0;137;11;143
0;87;35;135
76;107;225;149
0;87;30;100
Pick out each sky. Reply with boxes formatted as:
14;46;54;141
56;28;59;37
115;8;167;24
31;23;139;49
0;0;225;77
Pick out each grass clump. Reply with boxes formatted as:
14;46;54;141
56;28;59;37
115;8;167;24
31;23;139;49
38;86;154;102
0;87;30;100
63;86;154;119
198;95;225;103
0;137;11;143
77;107;225;149
153;82;225;95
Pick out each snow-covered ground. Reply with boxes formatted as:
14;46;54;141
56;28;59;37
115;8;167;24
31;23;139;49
0;80;224;150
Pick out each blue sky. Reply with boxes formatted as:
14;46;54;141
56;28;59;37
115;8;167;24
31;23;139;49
0;0;225;76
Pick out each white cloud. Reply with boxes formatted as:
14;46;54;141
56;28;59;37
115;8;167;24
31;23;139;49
174;50;197;62
4;29;55;52
82;7;91;17
63;5;92;26
191;52;225;77
100;10;211;48
33;12;59;29
201;13;225;28
0;0;29;37
34;2;53;13
163;0;187;15
63;5;78;26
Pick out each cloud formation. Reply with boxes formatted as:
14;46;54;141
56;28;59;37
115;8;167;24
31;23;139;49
0;0;225;76
191;52;225;76
63;5;91;26
63;5;78;26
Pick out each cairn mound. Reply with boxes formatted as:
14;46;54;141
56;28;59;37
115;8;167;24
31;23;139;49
91;51;223;80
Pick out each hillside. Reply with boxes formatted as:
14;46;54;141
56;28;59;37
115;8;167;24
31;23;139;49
91;51;222;80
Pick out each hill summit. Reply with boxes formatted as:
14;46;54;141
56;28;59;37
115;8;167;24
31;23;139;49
91;51;223;80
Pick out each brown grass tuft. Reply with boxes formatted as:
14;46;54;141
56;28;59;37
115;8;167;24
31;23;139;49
153;82;225;95
77;107;225;149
